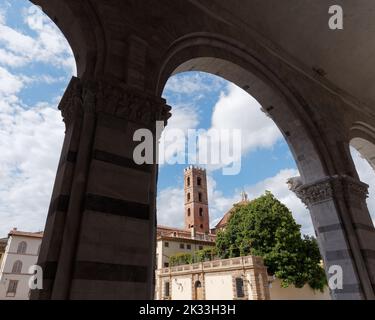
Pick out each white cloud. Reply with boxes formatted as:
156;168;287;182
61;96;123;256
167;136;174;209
0;5;76;74
157;187;185;228
0;102;65;237
164;72;225;95
209;83;283;154
158;103;200;165
195;83;283;174
0;4;71;237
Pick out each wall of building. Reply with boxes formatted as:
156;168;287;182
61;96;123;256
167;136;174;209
156;238;214;269
156;256;269;300
171;276;193;300
205;274;233;300
269;278;331;300
0;235;41;300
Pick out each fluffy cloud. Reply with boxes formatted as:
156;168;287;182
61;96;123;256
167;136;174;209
196;83;283;174
210;83;283;153
164;72;226;96
0;3;73;237
157;187;185;228
0;5;76;74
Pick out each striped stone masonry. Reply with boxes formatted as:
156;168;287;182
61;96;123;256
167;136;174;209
290;175;375;299
31;77;171;300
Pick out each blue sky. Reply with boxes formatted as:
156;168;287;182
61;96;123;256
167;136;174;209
0;0;374;238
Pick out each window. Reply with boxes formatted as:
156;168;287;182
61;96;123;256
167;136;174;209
180;243;185;249
17;241;27;254
236;278;245;298
164;242;169;248
187;208;191;217
199;246;203;250
164;263;169;268
12;261;22;274
199;208;203;217
6;280;18;297
187;177;190;186
187;244;191;250
198;193;202;202
200;224;203;229
187;193;191;202
197;177;202;186
164;282;170;297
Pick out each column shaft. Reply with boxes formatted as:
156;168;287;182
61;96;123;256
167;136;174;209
32;77;171;300
291;175;375;299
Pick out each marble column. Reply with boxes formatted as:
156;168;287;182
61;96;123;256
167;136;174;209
31;76;171;300
290;175;375;299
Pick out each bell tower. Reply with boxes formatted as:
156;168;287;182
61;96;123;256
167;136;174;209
184;166;210;234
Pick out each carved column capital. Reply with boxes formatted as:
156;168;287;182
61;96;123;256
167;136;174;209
58;77;84;129
288;175;369;207
58;77;172;130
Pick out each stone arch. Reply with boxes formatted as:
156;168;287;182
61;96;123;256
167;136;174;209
156;32;328;184
156;33;375;299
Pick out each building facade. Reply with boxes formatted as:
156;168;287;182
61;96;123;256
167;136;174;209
156;255;270;300
0;229;43;300
156;226;215;270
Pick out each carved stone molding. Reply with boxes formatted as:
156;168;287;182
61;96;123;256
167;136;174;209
289;175;369;207
58;77;172;130
58;77;84;129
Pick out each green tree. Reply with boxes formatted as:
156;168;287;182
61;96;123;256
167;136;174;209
216;191;327;291
169;253;193;267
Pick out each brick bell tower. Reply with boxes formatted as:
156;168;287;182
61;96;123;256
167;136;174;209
184;166;210;234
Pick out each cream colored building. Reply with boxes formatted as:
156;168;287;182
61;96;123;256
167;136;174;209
156;226;216;269
156;255;270;300
0;229;43;300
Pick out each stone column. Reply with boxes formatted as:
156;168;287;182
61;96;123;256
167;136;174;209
31;76;171;300
290;175;375;299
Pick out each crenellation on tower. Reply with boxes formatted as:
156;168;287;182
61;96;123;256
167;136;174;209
184;166;210;234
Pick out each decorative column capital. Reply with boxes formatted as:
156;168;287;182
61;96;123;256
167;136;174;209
58;77;172;130
288;175;369;207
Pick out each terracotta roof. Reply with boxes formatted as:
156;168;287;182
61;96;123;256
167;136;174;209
8;229;44;239
215;200;250;230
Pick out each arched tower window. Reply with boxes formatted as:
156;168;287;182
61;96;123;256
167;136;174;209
17;241;27;254
187;177;190;186
12;260;22;274
198;193;202;202
187;208;191;216
197;177;202;186
187;193;191;202
199;208;203;217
